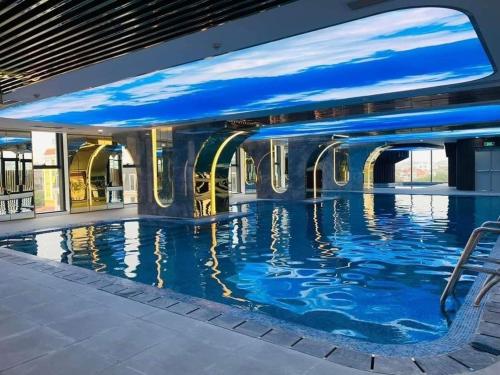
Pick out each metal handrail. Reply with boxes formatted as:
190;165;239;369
440;225;500;308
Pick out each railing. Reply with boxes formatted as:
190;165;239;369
440;218;500;309
0;192;35;219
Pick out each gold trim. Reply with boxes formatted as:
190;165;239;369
363;146;390;189
312;142;341;199
333;146;349;187
270;140;287;194
209;131;245;215
209;223;246;302
152;128;169;208
87;144;106;206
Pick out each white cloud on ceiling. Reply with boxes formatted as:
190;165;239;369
0;7;488;123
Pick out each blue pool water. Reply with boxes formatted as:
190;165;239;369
1;193;499;344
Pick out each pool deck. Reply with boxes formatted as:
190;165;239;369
0;206;140;238
0;245;499;374
0;251;366;375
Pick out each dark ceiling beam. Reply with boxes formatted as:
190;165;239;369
0;0;292;95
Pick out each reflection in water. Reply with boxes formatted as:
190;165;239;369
313;203;337;258
154;228;165;288
209;223;246;303
2;193;499;345
123;221;140;279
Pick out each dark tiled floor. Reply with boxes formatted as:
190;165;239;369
0;246;499;375
0;258;364;375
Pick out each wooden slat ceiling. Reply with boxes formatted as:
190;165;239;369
0;0;294;97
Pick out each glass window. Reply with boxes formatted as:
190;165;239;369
0;131;35;219
411;150;432;182
395;149;448;184
431;149;448;183
32;132;58;166
32;132;64;213
119;146;137;204
123;167;138;204
108;154;122;187
34;169;63;213
122;146;134;166
395;156;411;183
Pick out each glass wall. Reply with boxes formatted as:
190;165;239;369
32;132;64;213
431;150;448;183
411;150;432;182
395;156;411;183
0;132;35;220
395;149;448;184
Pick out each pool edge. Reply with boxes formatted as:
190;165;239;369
0;244;498;374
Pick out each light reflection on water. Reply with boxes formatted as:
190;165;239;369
2;193;499;344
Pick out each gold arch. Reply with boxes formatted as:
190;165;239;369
87;145;106;207
209;131;246;215
270;139;288;194
152;128;170;208
362;145;391;189
312;141;342;199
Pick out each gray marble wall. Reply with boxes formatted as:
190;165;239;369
244;136;332;200
244;139;380;199
329;144;380;192
120;129;381;217
118;126;222;218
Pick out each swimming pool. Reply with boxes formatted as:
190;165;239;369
1;193;499;345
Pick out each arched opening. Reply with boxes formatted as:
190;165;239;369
306;141;349;199
68;137;126;213
364;143;449;190
363;146;391;189
193;130;252;217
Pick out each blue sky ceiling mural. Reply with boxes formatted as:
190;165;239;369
0;7;494;128
250;104;500;140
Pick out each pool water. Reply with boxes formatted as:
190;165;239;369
2;193;499;344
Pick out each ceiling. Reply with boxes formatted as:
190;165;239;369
0;0;293;97
0;7;493;129
1;0;500;143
